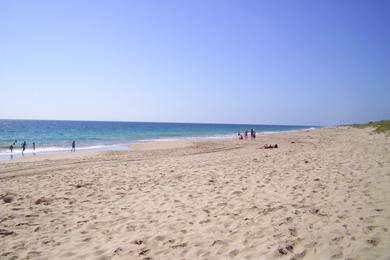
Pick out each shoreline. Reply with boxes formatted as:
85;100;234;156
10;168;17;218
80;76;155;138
0;127;320;162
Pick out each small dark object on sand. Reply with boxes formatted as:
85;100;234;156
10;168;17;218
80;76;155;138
278;248;288;255
113;247;123;255
35;197;51;205
3;195;14;203
367;239;379;246
139;249;150;256
286;244;294;251
134;240;144;245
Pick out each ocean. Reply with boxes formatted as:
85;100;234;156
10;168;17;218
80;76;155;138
0;119;318;159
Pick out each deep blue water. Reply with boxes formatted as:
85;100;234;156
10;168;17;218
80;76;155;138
0;119;318;157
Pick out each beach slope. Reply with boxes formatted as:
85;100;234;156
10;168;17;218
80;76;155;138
1;127;389;259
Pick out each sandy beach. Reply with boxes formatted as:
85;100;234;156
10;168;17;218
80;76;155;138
0;127;389;259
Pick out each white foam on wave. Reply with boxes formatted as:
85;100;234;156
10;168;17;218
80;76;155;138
0;147;68;156
0;144;129;157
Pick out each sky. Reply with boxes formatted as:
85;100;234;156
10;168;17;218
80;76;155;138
1;0;389;126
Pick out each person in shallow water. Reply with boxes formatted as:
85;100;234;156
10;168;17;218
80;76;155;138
22;141;26;154
33;142;36;150
9;144;13;153
71;140;76;152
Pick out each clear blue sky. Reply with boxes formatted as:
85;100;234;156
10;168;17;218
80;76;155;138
1;0;389;126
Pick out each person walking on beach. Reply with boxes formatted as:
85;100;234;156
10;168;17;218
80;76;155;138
33;142;36;150
71;140;76;152
9;144;13;153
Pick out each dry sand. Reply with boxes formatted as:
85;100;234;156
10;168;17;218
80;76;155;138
0;127;389;259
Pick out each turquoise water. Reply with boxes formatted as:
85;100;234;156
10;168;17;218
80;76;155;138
0;120;318;158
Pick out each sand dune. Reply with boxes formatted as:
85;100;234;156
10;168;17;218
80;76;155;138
1;127;389;259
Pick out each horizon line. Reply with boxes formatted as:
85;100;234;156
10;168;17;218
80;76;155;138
0;118;322;127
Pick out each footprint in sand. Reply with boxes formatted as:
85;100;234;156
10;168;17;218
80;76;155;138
154;235;165;241
229;249;239;257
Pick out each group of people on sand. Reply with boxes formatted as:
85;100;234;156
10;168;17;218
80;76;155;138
238;128;257;140
9;140;77;154
237;129;279;149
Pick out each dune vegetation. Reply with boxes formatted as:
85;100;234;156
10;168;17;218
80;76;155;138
350;120;390;134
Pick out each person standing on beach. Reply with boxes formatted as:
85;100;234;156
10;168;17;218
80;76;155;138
10;144;13;153
33;142;36;150
71;140;76;152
